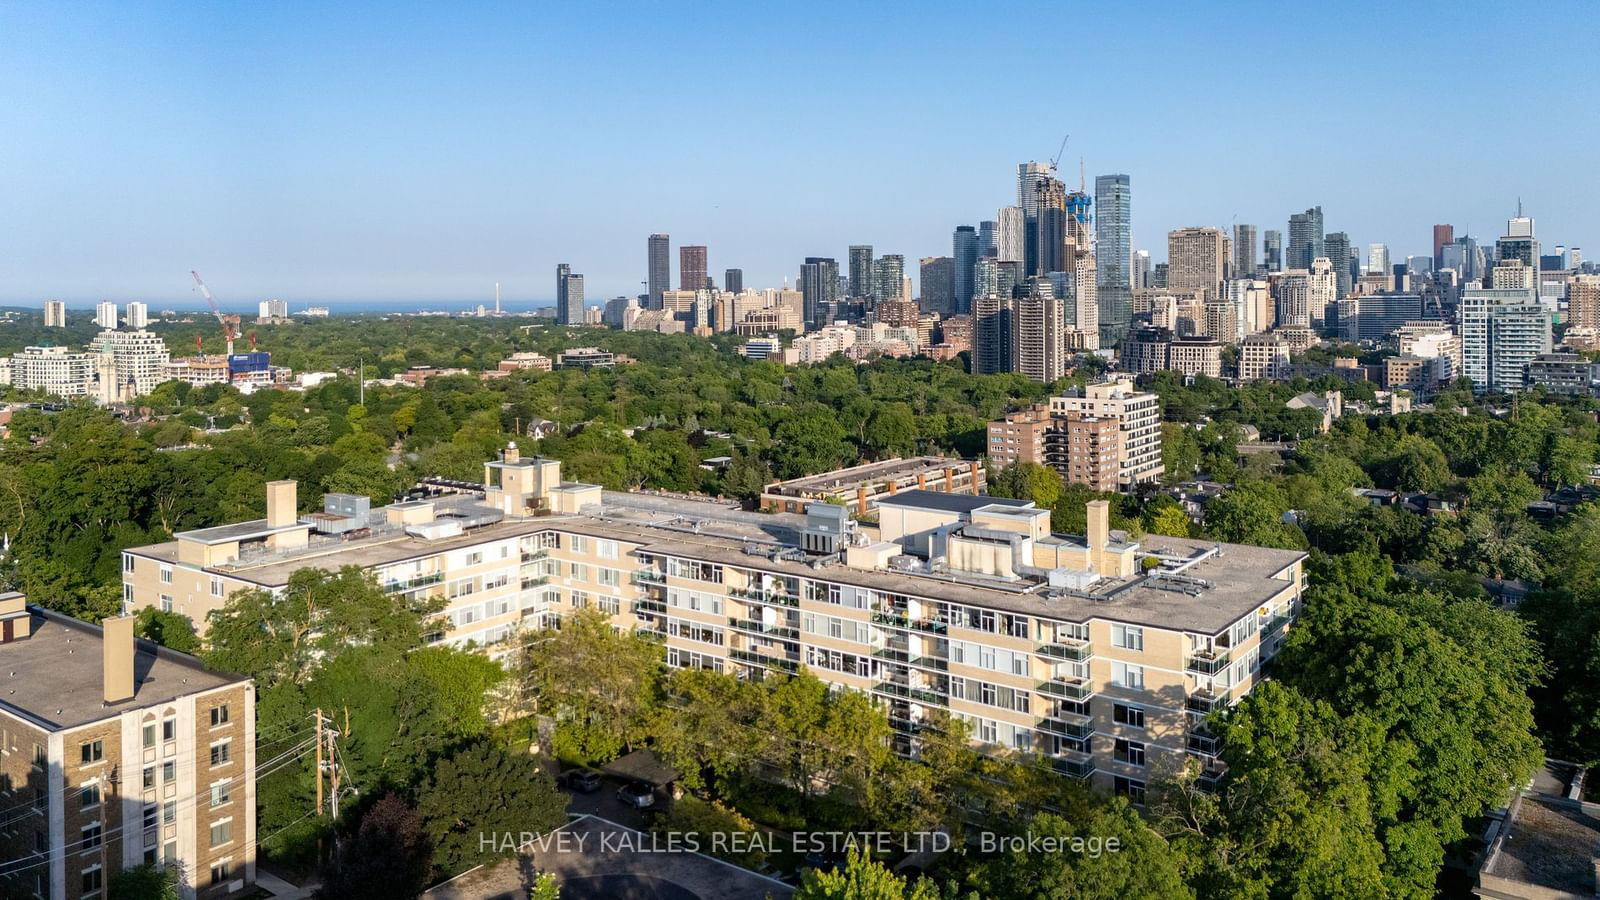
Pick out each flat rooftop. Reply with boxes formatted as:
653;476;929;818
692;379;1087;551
876;489;1032;516
765;457;977;495
1482;793;1600;897
0;608;244;731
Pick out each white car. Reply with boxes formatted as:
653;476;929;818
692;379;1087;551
616;781;656;809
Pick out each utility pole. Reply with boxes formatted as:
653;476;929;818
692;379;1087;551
327;724;340;819
314;708;324;816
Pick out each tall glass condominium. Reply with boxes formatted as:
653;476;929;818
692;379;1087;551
953;225;978;314
647;233;671;308
1094;174;1132;346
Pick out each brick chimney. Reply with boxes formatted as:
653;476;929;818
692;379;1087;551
103;615;135;703
265;480;297;529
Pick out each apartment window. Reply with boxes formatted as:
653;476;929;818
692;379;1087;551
163;840;176;863
570;591;589;609
123;555;135;574
163;800;176;825
211;740;230;766
209;818;233;848
80;740;103;764
162;760;175;782
1111;623;1144;651
1114;775;1148;806
569;563;588;582
465;550;483;566
210;859;233;886
1114;738;1147;767
210;779;232;807
977;719;998;743
159;565;172;584
81;780;100;809
210;704;229;727
570;535;589;555
142;765;155;789
123;583;134;606
81;864;103;894
210;576;223;597
32;743;46;768
596;539;618;560
1111;662;1145;690
596;596;620;615
142;803;158;830
598;568;620;588
1113;703;1146;729
483;572;509;591
81;821;103;850
162;717;176;742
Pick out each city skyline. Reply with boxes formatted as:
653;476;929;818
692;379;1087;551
2;2;1597;304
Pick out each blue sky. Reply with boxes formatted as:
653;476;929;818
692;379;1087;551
2;1;1596;306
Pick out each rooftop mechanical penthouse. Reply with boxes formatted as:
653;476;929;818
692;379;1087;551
123;446;1304;798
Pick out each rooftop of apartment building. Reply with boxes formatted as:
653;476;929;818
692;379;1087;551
762;456;979;497
127;464;1301;637
0;593;242;731
1476;762;1600;898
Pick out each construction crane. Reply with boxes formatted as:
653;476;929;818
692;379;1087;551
1048;134;1070;174
190;270;235;355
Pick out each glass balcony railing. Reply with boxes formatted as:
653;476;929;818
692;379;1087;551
1050;752;1095;779
1186;733;1223;757
520;575;550;590
1036;676;1095;701
1185;649;1232;675
1039;714;1096;740
730;586;800;607
1035;640;1093;661
381;572;443;593
727;618;799;640
520;548;550;563
634;597;667;614
871;681;948;707
871;647;950;671
871;611;949;635
729;647;799;673
630;569;667;586
1185;691;1224;716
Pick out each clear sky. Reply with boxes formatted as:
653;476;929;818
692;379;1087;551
2;1;1596;307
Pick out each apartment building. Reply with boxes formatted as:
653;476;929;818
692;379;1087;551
1047;380;1164;487
121;453;1303;801
86;330;171;400
985;404;1051;468
1047;413;1122;492
0;594;255;900
3;346;112;401
1238;333;1291;383
1170;336;1223;379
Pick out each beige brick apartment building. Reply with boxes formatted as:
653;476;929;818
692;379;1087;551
123;446;1301;801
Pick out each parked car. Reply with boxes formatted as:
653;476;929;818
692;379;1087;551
559;768;603;793
616;781;656;809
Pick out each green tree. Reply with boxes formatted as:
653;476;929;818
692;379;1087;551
315;793;433;900
964;809;1191;900
417;741;569;876
133;607;199;653
109;862;179;900
863;404;918;459
517;608;662;762
794;847;943;900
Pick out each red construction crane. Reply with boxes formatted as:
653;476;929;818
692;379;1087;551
190;270;235;355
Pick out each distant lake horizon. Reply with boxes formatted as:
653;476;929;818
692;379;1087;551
3;298;563;316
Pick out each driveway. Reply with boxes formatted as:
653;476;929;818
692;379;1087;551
424;815;794;900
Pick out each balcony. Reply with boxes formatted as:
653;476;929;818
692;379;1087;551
1186;733;1223;758
871;611;949;636
634;597;667;614
887;714;931;735
1035;639;1093;662
727;618;799;640
1050;751;1096;780
1264;611;1292;634
871;646;950;671
871;681;948;707
1185;649;1232;675
1036;675;1095;701
381;572;443;593
520;575;551;590
730;587;800;607
1039;713;1096;740
729;647;799;673
1185;691;1225;717
520;548;550;563
631;569;667;586
633;628;665;643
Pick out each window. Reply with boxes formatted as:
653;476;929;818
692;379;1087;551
160;594;173;612
163;800;176;825
1113;775;1147;806
81;821;103;850
142;766;155;790
159;565;172;584
1114;738;1147;767
596;539;618;560
1113;703;1146;729
163;840;176;863
1110;662;1145;690
210;818;232;848
210;704;230;727
81;865;103;894
81;780;100;809
80;740;103;764
569;563;588;582
142;723;156;748
598;568;620;588
142;803;158;830
32;743;46;768
210;859;233;886
597;595;620;615
465;550;483;566
123;555;135;574
162;760;176;782
1111;623;1144;651
570;535;589;555
123;583;134;605
210;779;232;807
162;718;177;742
210;576;224;597
210;741;230;766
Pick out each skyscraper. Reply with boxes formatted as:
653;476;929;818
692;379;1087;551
44;299;66;327
724;268;743;294
800;257;839;327
125;301;149;329
997;207;1025;264
1035;208;1065;277
1432;224;1454;270
1287;206;1324;270
871;255;905;302
647;234;671;308
848;245;874;298
1168;227;1228;301
953;225;978;313
1263;230;1283;273
95;301;118;329
920;256;955;316
557;263;581;325
977;221;998;259
564;274;585;325
972;295;1013;375
679;245;708;292
1496;214;1540;283
1233;224;1257;278
1017;162;1052;215
1367;244;1390;277
1132;250;1152;289
1094;174;1132;345
1322;232;1353;298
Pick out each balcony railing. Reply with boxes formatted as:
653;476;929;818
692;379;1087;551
1185;649;1232;675
1264;611;1292;634
1035;640;1093;662
520;548;550;563
633;628;665;643
871;647;950;671
381;572;444;593
1039;713;1096;740
872;611;949;635
729;586;800;607
631;569;667;586
729;647;799;673
1036;675;1095;701
871;681;948;707
1050;752;1096;779
1185;691;1224;716
727;618;799;640
634;598;667;614
520;575;550;590
1186;734;1223;758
